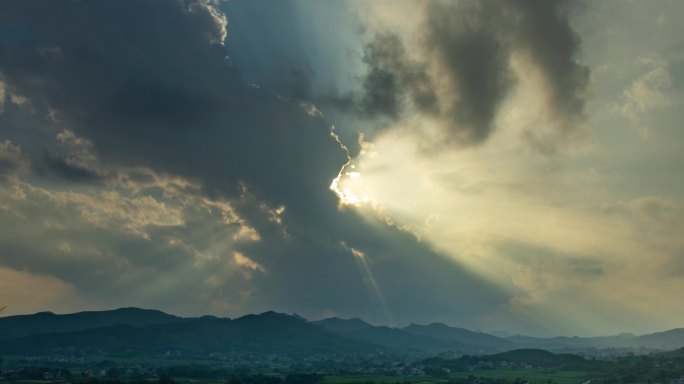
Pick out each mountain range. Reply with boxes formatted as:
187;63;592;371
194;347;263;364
0;308;683;357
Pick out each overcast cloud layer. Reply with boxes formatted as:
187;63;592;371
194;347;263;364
1;0;683;336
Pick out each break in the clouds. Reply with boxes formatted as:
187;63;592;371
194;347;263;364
1;0;683;336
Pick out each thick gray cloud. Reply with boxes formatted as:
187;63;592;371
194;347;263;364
423;0;513;144
355;0;590;148
0;0;345;211
360;32;439;119
361;33;403;119
511;0;590;130
0;0;512;326
221;0;315;101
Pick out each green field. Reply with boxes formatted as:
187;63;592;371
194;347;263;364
323;375;449;384
452;370;588;384
0;373;596;384
323;372;591;384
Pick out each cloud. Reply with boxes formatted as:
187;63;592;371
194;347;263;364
360;31;438;119
233;251;266;281
0;126;272;314
1;0;681;336
188;0;228;45
422;0;514;145
0;156;267;314
630;195;681;225
38;130;106;182
0;79;5;112
0;139;28;180
0;0;347;212
502;241;608;305
349;0;591;150
618;55;673;137
508;0;590;130
0;0;513;326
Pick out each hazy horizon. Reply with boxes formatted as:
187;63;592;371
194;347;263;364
1;306;680;340
1;0;683;338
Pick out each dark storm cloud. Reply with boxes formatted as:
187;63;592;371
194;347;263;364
361;33;402;118
234;204;511;323
360;32;438;119
38;154;104;183
423;0;514;145
511;0;590;131
0;0;511;324
356;0;590;147
0;0;343;208
221;0;315;101
40;157;98;182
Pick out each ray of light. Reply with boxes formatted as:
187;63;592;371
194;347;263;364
341;242;395;326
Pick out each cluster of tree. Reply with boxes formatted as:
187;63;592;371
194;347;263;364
599;349;684;384
447;377;536;384
72;380;152;384
228;372;325;384
0;366;72;380
163;364;228;379
422;348;684;383
63;372;323;384
422;349;592;372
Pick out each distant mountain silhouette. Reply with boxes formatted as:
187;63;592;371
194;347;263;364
0;310;379;356
403;322;514;351
0;307;181;340
632;328;684;349
313;317;472;353
506;330;684;351
506;334;633;349
1;308;683;357
312;317;375;332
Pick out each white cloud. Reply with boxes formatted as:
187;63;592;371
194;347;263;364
621;56;672;117
0;140;29;180
233;252;266;281
0;131;273;316
187;0;227;45
0;80;5;112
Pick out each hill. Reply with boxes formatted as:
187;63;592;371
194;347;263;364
313;318;468;353
422;348;592;371
2;308;684;358
403;323;514;352
508;329;684;351
0;311;380;357
0;307;182;340
630;328;684;349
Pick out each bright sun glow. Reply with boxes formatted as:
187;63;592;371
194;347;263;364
325;120;684;336
329;127;374;207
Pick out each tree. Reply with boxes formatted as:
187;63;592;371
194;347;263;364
159;372;175;384
285;373;324;384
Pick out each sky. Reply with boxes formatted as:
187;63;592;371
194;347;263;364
0;0;683;337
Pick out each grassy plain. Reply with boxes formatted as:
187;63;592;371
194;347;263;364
323;371;592;384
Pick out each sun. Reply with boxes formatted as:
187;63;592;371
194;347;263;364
328;127;374;208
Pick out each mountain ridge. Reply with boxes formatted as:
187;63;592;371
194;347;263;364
1;308;683;357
